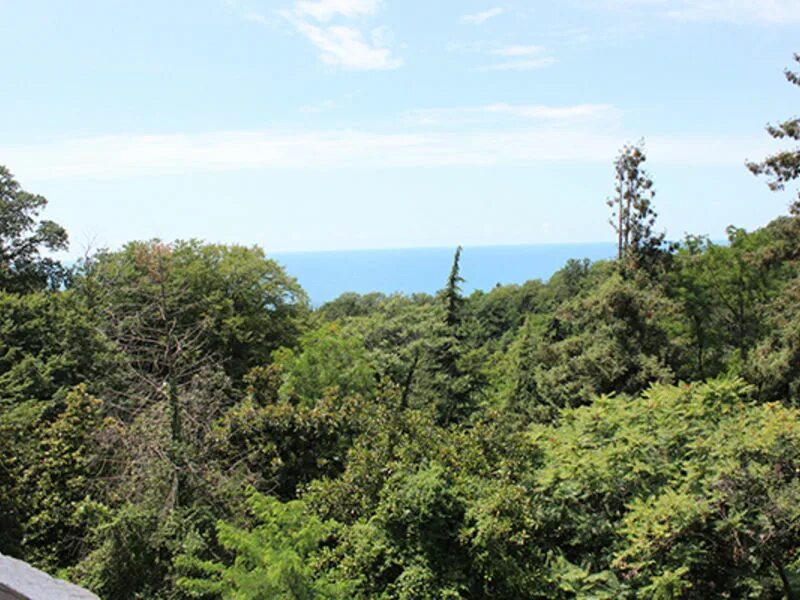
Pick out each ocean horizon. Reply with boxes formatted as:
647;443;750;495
272;242;618;305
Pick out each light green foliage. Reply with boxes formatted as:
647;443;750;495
273;322;377;406
20;386;110;571
533;378;800;598
317;291;388;321
670;221;800;384
342;296;436;399
177;490;352;599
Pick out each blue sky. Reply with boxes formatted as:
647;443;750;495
1;0;798;255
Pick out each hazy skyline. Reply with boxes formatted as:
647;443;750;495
1;0;798;255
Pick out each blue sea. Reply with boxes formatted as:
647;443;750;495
273;243;617;306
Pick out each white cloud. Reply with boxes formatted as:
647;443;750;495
479;57;557;71
243;11;270;25
283;0;402;70
3;126;775;182
295;0;381;21
593;0;800;23
491;45;548;57
479;44;556;71
405;103;616;125
484;103;615;119
294;21;402;69
667;0;800;23
461;7;506;24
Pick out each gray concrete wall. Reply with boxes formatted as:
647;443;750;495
0;553;99;600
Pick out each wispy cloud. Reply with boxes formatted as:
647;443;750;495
491;44;547;57
479;45;556;71
596;0;800;23
281;0;402;70
243;11;271;25
667;0;800;23
461;6;506;25
4;125;773;181
405;103;616;125
295;0;381;21
484;103;615;119
299;99;339;113
293;21;402;70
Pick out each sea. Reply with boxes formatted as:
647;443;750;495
272;242;617;306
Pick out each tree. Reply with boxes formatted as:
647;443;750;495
177;490;353;599
0;165;68;293
747;53;800;215
20;386;110;572
272;323;377;407
532;379;800;599
425;246;476;425
607;143;665;272
443;246;465;329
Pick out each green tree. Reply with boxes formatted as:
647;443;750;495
508;272;676;415
177;490;353;599
607;143;665;273
0;165;68;293
532;379;800;598
0;290;119;408
272;323;377;407
422;247;478;425
747;53;800;214
20;386;110;571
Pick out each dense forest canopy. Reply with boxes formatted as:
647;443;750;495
1;54;800;600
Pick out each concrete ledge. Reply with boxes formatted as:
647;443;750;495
0;553;99;600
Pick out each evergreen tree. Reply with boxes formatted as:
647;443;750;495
747;53;800;215
443;245;464;329
428;247;474;424
607;143;665;273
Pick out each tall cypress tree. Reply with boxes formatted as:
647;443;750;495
444;245;464;329
426;246;473;425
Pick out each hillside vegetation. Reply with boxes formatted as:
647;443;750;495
1;54;799;600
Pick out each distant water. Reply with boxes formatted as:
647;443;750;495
273;243;617;306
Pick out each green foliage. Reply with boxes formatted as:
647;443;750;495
607;143;666;273
20;386;110;571
747;53;800;214
749;280;800;401
0;290;118;407
532;378;800;598
213;364;368;500
75;239;308;385
6;99;800;600
506;273;676;417
273;323;377;407
0;165;68;293
317;292;388;321
177;490;352;599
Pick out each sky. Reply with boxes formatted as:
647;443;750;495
1;0;798;256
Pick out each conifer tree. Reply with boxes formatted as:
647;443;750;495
607;142;665;272
747;53;800;215
427;246;473;424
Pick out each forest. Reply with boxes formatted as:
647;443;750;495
0;55;799;600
